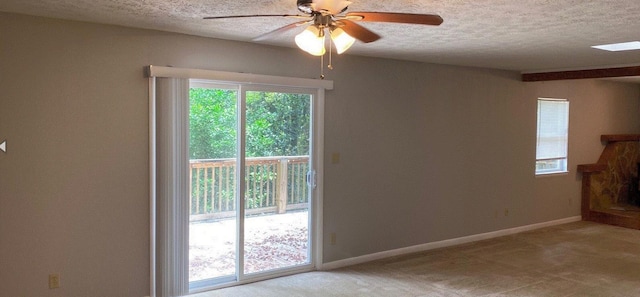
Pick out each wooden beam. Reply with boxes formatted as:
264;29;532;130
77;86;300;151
522;66;640;82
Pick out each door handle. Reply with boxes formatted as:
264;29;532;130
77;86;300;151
306;170;317;189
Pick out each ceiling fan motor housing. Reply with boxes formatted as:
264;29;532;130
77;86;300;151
297;0;314;14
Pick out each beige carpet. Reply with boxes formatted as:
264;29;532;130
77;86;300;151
192;221;640;297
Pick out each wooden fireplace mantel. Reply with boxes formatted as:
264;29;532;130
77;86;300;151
600;134;640;143
578;134;640;173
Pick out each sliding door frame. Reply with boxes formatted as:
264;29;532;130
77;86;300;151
147;66;331;296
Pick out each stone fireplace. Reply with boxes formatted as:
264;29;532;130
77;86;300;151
578;134;640;229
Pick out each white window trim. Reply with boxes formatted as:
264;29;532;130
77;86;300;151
147;66;329;297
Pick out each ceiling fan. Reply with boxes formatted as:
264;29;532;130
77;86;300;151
204;0;443;77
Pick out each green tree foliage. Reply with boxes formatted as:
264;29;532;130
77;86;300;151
189;88;311;159
189;88;237;159
246;91;310;157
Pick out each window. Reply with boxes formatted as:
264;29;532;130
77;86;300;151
535;98;569;175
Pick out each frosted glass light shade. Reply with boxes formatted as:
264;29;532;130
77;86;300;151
295;26;326;56
330;28;356;54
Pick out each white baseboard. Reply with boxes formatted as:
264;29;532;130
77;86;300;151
319;216;582;271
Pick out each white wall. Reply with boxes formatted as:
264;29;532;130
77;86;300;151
323;61;640;262
0;12;638;296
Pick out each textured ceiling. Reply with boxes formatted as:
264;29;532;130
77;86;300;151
2;0;640;72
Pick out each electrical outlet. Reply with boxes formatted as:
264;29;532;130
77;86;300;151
330;233;337;245
49;274;60;289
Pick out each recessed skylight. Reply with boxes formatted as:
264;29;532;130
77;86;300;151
592;41;640;52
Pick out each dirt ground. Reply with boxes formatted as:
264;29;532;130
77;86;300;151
189;211;309;281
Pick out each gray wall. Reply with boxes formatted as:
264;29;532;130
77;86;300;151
1;12;638;296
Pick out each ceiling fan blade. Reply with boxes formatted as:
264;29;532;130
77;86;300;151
204;14;307;20
339;19;381;43
253;20;310;42
345;12;443;26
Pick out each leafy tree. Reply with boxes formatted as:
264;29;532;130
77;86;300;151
189;88;237;159
246;91;310;157
189;88;311;159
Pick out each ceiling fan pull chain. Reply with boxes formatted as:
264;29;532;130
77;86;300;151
320;53;325;79
328;40;334;70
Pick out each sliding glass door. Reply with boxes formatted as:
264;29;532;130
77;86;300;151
188;84;239;284
188;81;315;290
243;89;312;275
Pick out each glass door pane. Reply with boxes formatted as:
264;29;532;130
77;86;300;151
243;90;312;275
187;82;316;290
188;85;238;283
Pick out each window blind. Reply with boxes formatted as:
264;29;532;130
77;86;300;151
536;99;569;160
155;77;190;297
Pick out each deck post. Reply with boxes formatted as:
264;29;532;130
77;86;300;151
276;158;289;214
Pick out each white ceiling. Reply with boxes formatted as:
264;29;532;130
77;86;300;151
2;0;640;73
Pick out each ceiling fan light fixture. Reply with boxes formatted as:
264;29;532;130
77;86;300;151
295;25;326;56
330;27;356;54
205;2;443;77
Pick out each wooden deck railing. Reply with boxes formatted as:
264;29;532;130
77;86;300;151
189;156;309;221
